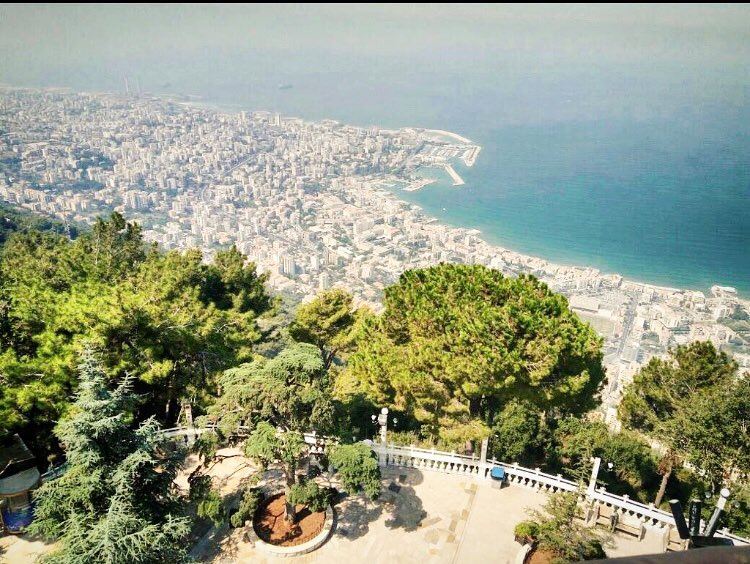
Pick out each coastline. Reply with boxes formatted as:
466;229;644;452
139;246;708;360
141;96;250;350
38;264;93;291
182;98;746;297
6;85;747;300
142;95;749;299
374;181;742;301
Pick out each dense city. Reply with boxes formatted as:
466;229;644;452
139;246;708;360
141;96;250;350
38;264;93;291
1;86;748;425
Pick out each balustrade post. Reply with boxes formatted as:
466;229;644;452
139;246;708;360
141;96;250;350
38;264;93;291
587;457;601;500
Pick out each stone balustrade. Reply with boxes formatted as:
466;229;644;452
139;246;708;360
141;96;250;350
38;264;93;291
368;440;748;548
154;426;749;548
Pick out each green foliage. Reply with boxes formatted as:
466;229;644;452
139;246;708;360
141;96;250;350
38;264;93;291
196;489;226;527
513;520;540;541
209;344;334;521
0;203;79;246
327;443;381;500
619;341;737;434
553;417;657;500
192;431;220;464
386;430;432;448
0;212;271;458
491;399;541;464
209;343;333;436
244;422;306;471
723;483;750;538
664;375;750;488
527;491;608;562
619;341;748;493
288;288;362;368
288;480;329;513
230;488;262;528
342;264;605;446
188;472;229;528
28;349;190;563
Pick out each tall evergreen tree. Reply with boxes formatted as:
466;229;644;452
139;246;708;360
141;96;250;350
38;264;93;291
28;349;190;564
341;264;605;446
207;343;333;521
288;288;362;369
203;343;381;522
619;341;744;505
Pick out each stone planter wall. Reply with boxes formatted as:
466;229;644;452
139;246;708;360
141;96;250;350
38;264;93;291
244;504;335;558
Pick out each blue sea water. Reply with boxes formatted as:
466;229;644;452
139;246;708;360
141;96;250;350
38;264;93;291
153;66;750;295
2;5;749;294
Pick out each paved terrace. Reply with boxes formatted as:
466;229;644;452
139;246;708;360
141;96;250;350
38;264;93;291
3;430;745;563
192;463;663;564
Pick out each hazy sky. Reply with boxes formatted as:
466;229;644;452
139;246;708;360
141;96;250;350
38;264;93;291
1;4;749;132
2;4;749;86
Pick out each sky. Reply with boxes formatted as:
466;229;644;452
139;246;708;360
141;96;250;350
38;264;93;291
1;4;749;91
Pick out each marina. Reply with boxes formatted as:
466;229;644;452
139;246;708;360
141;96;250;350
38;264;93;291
444;164;465;186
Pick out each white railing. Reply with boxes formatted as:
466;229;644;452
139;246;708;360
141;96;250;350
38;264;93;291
368;440;748;547
46;425;745;548
160;425;328;452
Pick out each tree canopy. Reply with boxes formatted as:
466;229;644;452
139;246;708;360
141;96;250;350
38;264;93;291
552;417;657;501
341;264;605;446
207;342;334;436
619;341;748;506
327;443;381;500
619;341;737;434
206;343;334;521
0;203;79;246
28;349;190;564
490;399;542;464
288;288;362;369
0;212;272;458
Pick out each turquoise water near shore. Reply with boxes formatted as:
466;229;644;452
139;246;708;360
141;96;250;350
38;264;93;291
192;73;750;295
3;6;749;294
402;117;750;294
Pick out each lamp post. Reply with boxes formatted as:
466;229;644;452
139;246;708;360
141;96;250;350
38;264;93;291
704;488;731;538
371;407;390;445
371;407;393;466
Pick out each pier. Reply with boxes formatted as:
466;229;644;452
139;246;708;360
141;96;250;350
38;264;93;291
404;177;437;192
462;146;481;167
444;164;465;186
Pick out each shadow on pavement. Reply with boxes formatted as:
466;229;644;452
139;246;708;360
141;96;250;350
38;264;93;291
333;468;428;539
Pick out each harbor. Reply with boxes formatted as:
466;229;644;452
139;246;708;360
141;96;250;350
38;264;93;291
444;163;465;186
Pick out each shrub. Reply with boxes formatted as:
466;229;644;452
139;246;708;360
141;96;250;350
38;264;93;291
197;490;226;527
514;520;539;542
529;492;609;562
230;488;262;528
327;443;382;500
288;480;329;512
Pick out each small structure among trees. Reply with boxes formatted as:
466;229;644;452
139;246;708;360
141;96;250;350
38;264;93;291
0;434;39;533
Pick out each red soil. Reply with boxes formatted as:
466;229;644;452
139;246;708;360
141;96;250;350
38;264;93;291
527;547;556;564
253;494;326;547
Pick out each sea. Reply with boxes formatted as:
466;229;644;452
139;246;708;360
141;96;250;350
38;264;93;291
2;5;749;295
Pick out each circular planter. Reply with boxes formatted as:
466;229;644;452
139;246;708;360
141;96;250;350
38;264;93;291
515;542;533;564
245;496;335;558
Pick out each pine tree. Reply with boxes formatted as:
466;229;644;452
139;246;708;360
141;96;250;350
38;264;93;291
28;349;191;564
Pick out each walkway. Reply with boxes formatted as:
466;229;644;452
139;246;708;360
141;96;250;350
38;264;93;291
199;467;664;563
